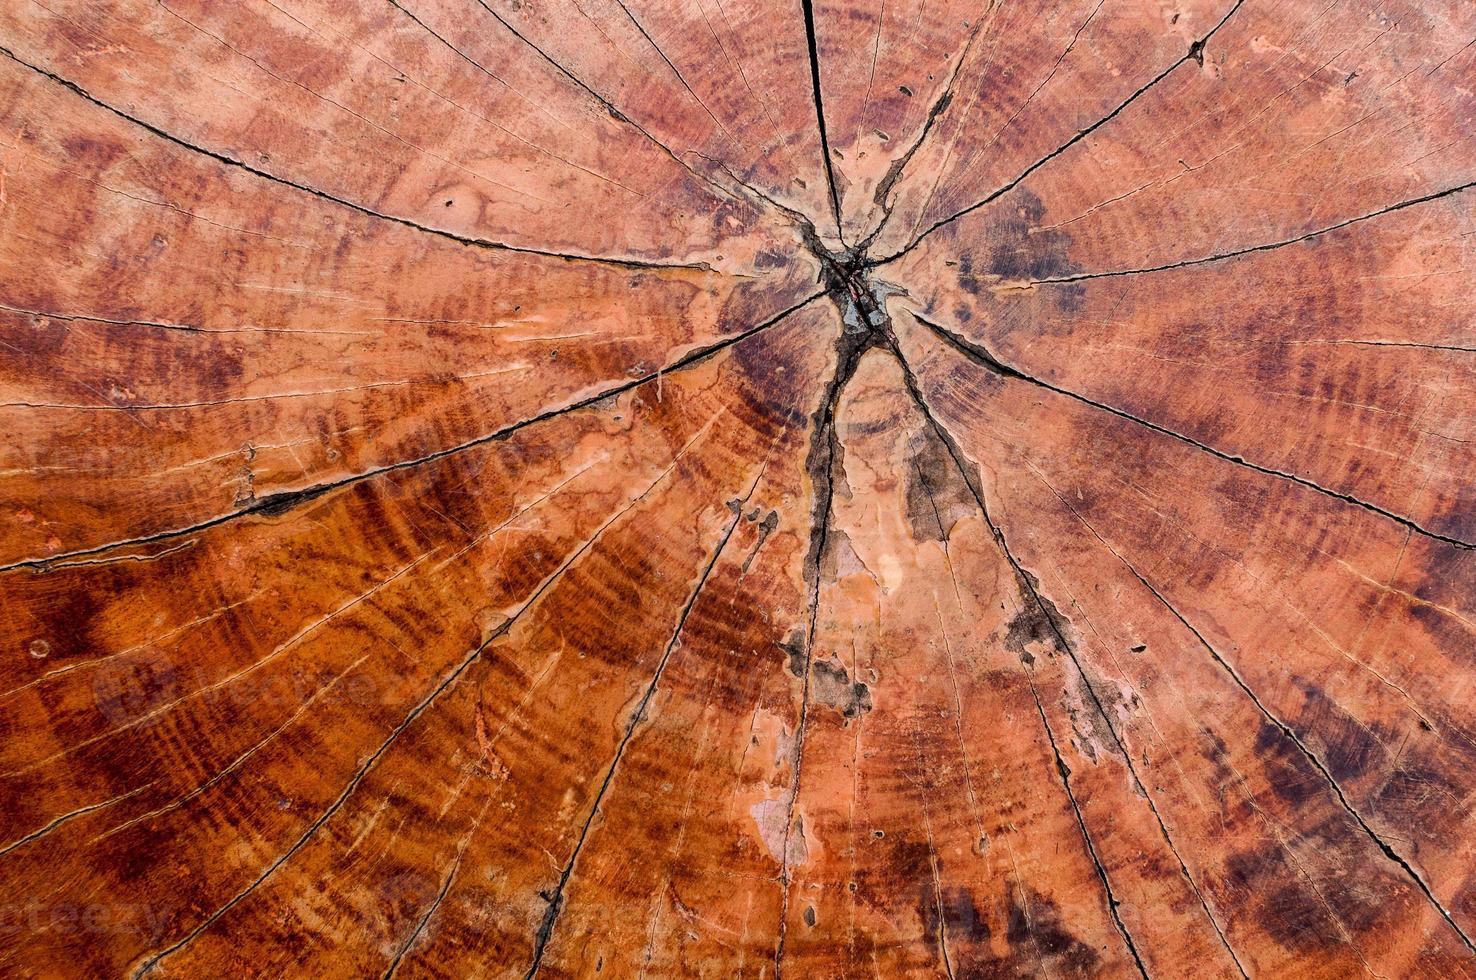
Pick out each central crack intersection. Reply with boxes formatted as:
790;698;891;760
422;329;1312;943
787;237;1161;980
814;243;899;366
799;239;909;587
777;236;910;975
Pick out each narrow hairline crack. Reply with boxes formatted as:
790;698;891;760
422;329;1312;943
454;0;841;238
788;253;1155;975
910;310;1475;550
524;462;768;977
0;45;735;274
452;0;748;211
867;0;1248;266
0;292;824;576
881;331;1156;978
383;828;473;979
905;400;1249;980
611;0;740;150
128;470;677;977
1083;521;1476;956
1013;177;1476;286
0;303;367;336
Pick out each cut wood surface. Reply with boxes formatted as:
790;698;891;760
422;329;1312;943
1;0;1473;976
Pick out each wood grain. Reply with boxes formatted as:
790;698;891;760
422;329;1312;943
1;0;1473;976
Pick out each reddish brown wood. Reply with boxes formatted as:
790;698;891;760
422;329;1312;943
1;0;1474;976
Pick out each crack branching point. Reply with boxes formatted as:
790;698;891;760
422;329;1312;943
809;240;896;358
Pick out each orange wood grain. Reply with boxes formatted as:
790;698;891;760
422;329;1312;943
1;0;1473;976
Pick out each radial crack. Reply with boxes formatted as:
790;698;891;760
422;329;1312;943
0;784;154;859
1025;178;1476;284
799;0;845;241
383;814;483;980
870;0;1247;264
857;15;986;252
912;311;1475;550
1024;677;1152;979
1095;526;1476;957
0;45;717;273
0;304;257;336
884;307;1261;973
524;460;767;977
0;293;823;576
128;442;711;977
905;409;1250;979
839;276;1162;976
885;371;1139;974
1284;339;1476;354
912;794;956;980
454;0;758;208
773;295;879;978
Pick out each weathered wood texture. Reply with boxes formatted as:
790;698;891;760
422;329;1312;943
1;0;1474;976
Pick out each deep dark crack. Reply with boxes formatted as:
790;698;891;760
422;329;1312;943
805;236;897;349
776;234;884;979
